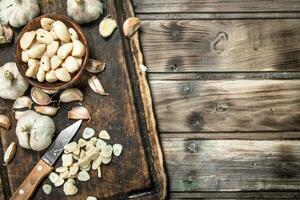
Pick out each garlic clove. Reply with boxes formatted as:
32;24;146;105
56;167;68;173
27;44;46;59
45;70;58;83
53;20;71;43
41;18;55;31
68;28;78;41
69;163;79;176
49;172;59;184
50;28;58;40
77;170;90;182
59;88;83;103
35;106;59;116
0;115;11;130
101;144;113;158
76;58;83;66
63;182;78;195
57;43;73;59
40;55;51;71
59;170;71;179
113;144;123;156
36;28;54;44
62;154;73;167
95;138;107;149
31;87;52;105
21;51;30;63
123;17;141;37
25;59;39;78
55;68;71;82
71;39;85;58
4;142;16;165
68;106;91;120
78;139;86;148
42;89;59;95
64;141;78;152
42;184;52;195
99;18;117;38
20;31;36;50
65;56;80;73
13;96;33;110
50;55;63;70
99;130;110;140
86;58;106;73
47;41;59;57
36;67;46;82
54;177;65;187
83;127;95;139
67;178;76;184
78;157;91;168
0;25;13;44
88;76;109;95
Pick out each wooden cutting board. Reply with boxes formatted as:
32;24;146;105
0;0;166;199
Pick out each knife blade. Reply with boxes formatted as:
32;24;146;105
10;120;83;200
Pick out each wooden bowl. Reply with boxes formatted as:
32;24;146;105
15;14;89;90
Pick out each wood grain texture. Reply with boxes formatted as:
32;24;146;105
133;0;300;13
150;80;300;132
0;176;5;200
140;19;300;72
162;137;300;192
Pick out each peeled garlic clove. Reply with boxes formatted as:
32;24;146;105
13;96;33;110
36;67;46;82
41;18;55;31
99;130;110;140
41;55;51;71
20;31;36;50
42;184;52;195
78;157;91;168
31;87;52;105
53;20;70;43
123;17;141;37
101;144;113;158
46;70;58;83
55;68;71;82
88;196;98;200
59;88;83;103
36;28;54;44
88;76;109;95
50;28;58;40
4;142;16;165
64;182;78;195
86;58;106;73
35;106;59;116
69;28;78;41
51;55;63;70
54;177;65;187
27;44;46;59
49;172;59;184
57;43;73;59
65;56;80;73
68;106;91;120
77;170;90;182
47;41;59;57
25;59;39;78
77;58;83;66
72;39;85;58
99;18;117;38
21;51;30;63
62;154;73;167
83;127;95;139
113;144;123;156
69;163;79;175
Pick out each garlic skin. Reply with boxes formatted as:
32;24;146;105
67;0;103;24
16;110;55;151
4;142;16;165
88;75;108;95
0;114;11;129
0;24;13;44
0;62;28;100
0;0;40;28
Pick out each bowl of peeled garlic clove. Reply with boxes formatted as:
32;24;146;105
15;14;89;90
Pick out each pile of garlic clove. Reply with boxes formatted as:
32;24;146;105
20;17;86;83
46;127;123;196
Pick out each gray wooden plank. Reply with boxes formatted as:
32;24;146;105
140;19;300;72
150;80;300;132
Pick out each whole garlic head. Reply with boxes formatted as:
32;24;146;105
0;0;40;28
0;62;28;100
16;110;55;151
67;0;103;24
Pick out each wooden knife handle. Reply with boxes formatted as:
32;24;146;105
10;159;53;200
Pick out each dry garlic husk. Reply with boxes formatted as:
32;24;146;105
0;114;11;130
31;87;52;105
99;18;117;38
67;0;103;24
35;106;59;116
0;62;28;100
123;17;141;37
86;58;105;74
13;96;33;110
0;0;40;28
68;106;91;120
4;142;16;165
59;88;83;103
88;76;108;96
16;110;55;151
0;24;13;44
42;184;52;195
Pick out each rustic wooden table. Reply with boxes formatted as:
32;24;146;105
133;0;300;199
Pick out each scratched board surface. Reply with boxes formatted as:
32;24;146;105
0;0;166;199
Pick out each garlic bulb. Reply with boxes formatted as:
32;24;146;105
0;62;28;100
67;0;103;24
0;0;40;28
16;110;55;151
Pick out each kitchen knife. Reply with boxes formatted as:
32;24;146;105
10;120;83;200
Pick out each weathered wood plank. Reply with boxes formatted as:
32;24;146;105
0;176;4;200
162;137;300;192
140;19;300;72
150;80;300;132
133;0;300;13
